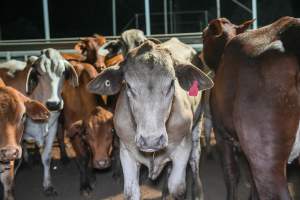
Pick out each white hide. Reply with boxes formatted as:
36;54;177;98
0;60;26;77
288;121;300;163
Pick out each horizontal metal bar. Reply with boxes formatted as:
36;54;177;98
0;32;203;59
232;0;252;13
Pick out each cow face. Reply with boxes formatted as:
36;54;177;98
88;41;213;153
0;85;49;162
26;48;79;111
75;35;107;71
202;18;254;70
68;107;114;169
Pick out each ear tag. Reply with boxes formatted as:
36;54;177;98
188;80;199;96
105;80;110;87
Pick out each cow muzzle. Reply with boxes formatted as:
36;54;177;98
0;145;21;162
136;134;168;153
93;158;111;169
46;101;62;111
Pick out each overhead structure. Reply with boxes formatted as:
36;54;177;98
144;0;151;35
42;0;50;40
216;0;221;18
232;0;258;29
112;0;117;35
164;0;168;34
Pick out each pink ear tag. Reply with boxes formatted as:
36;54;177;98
188;80;199;96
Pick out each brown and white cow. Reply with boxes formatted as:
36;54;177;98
0;80;49;200
88;39;213;199
203;17;300;199
59;62;114;196
0;49;78;196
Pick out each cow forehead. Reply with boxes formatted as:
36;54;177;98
0;89;23;122
125;49;175;83
36;54;66;76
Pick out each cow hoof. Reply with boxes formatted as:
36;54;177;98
44;186;58;196
80;186;93;197
80;183;93;197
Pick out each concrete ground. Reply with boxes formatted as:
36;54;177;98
10;146;300;200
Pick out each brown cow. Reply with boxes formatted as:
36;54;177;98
203;17;300;199
60;62;114;196
0;80;50;200
75;34;106;72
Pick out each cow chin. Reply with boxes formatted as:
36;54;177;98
93;158;111;169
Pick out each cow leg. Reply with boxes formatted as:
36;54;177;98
189;122;204;200
57;124;69;164
161;164;171;200
120;142;140;200
41;124;58;196
203;116;213;155
168;138;190;200
247;158;291;200
0;162;15;200
76;154;94;197
216;133;240;200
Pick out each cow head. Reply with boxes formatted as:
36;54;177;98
202;18;254;71
88;41;213;152
67;107;114;169
26;48;79;111
0;84;49;162
97;29;161;68
75;35;107;71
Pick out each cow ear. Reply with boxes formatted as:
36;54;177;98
236;19;255;34
24;100;50;121
0;79;6;87
27;56;38;66
208;19;223;37
87;65;123;95
64;61;79;87
175;63;214;91
74;40;86;54
25;67;39;95
67;120;83;138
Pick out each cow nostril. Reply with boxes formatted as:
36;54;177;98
157;135;166;146
13;149;19;156
1;149;7;155
138;136;147;147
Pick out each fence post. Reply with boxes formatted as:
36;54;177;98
42;0;50;40
144;0;151;35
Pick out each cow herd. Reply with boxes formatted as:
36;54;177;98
0;16;300;200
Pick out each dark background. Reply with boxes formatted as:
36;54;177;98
0;0;299;40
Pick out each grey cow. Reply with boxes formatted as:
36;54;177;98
88;39;213;199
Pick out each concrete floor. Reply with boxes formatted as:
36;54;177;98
8;147;300;200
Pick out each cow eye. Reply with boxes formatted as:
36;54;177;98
111;128;115;134
126;83;137;97
165;80;174;96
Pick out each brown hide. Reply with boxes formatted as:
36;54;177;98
0;85;49;162
204;16;300;199
74;35;107;71
62;62;114;168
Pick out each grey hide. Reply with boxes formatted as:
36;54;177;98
88;39;213;200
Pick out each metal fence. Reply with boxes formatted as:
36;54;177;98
0;32;203;61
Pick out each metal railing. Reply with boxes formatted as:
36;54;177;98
0;32;203;60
